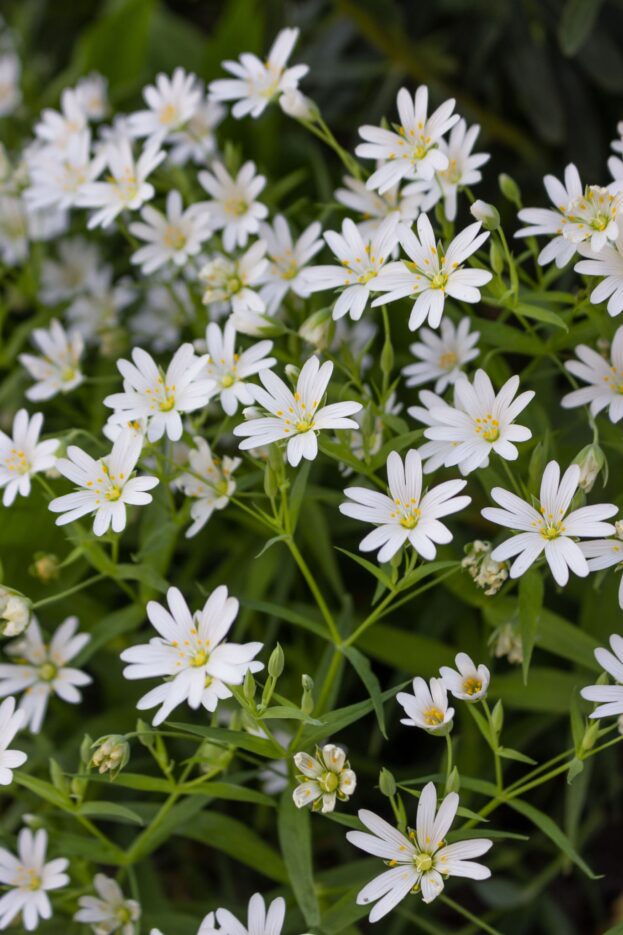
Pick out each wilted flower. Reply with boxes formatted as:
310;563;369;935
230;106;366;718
90;735;130;779
462;540;508;595
0;587;31;637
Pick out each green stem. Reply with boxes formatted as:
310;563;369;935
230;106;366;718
445;733;454;785
482;699;503;793
440;894;503;935
32;574;105;609
286;538;341;645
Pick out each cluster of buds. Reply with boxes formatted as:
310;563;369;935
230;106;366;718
462;540;508;595
90;735;130;780
490;621;523;665
0;586;31;637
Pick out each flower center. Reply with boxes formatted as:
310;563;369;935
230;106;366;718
357;268;377;284
423;706;445;726
430;272;448;290
439;351;458;369
318;770;339;793
279;261;299;280
116;906;133;923
540;521;564;540
225;198;248;217
475;414;499;442
61;365;76;382
414;853;433;872
226;275;243;295
159;394;176;412
214;479;230;497
221;374;236;388
400;510;421;529
6;449;30;475
191;649;209;667
159;103;179;125
39;661;57;682
163;225;187;251
463;677;482;696
105;485;123;502
296;419;314;433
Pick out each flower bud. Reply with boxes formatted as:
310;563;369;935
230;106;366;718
90;735;130;779
268;643;285;679
445;765;461;795
491;621;523;664
0;587;31;637
243;669;256;703
470;200;500;231
491;699;504;734
279;89;317;122
29;552;60;583
573;443;606;493
616;520;623;541
301;674;314;716
498;173;522;208
299;308;333;350
379;766;396;797
580;721;600;752
489;239;505;275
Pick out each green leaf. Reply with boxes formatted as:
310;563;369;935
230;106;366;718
14;773;70;809
342;645;387;738
559;0;603;56
166;722;284;759
178;811;288;883
240;599;328;641
493;668;585;714
475;318;545;356
358;624;453;674
78;801;144;825
289;460;311;531
261;705;323;724
507;797;600;879
497;747;537;765
519;568;544;682
278;790;321;925
515;303;568;331
301;683;406;747
115;562;169;592
336;548;393;590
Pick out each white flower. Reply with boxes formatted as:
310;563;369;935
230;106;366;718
38;237;102;303
209;27;308;119
168;93;225;165
0;410;58;507
24;130;98;212
202;893;287;935
0;617;91;733
34;87;87;152
74;874;140;935
128;68;201;143
409;119;490;222
104;344;215;443
439;653;490;702
0;697;27;785
411;370;534;475
175;437;240;538
335;175;423;242
233;355;361;467
580;633;623;719
75;73;109;120
198;161;268;251
481;460;617;587
402;316;480;393
258;215;323;314
0;53;21;118
396;677;455;734
574;232;623;317
515;167;622;265
340;449;470;563
19;319;84;400
562;325;623;421
77;138;165;228
203;319;275;415
129;190;212;273
293;744;357;813
579;538;623;610
302;214;400;321
49;431;158;535
65;267;135;343
278;87;314;121
121;585;263;726
0;828;69;931
346;783;492;920
356;86;459;193
372;215;491;330
200;241;269;328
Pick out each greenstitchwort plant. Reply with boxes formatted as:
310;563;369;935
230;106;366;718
1;8;623;935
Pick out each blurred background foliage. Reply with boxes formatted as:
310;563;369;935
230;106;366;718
3;1;623;933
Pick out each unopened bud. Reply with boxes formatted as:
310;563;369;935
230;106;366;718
0;587;31;637
489;239;505;275
285;363;300;384
299;308;333;349
491;699;504;734
379;767;396;797
90;735;130;779
470;200;500;231
574;443;606;493
243;669;256;703
268;643;284;679
50;758;69;796
301;674;314;716
498;173;522;208
29;552;60;583
279;89;317;122
580;721;600;752
445;765;460;795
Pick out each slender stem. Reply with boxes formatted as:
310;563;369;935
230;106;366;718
315;649;343;715
286;538;341;645
32;574;105;609
445;733;454;786
440;894;503;935
482;699;503;793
